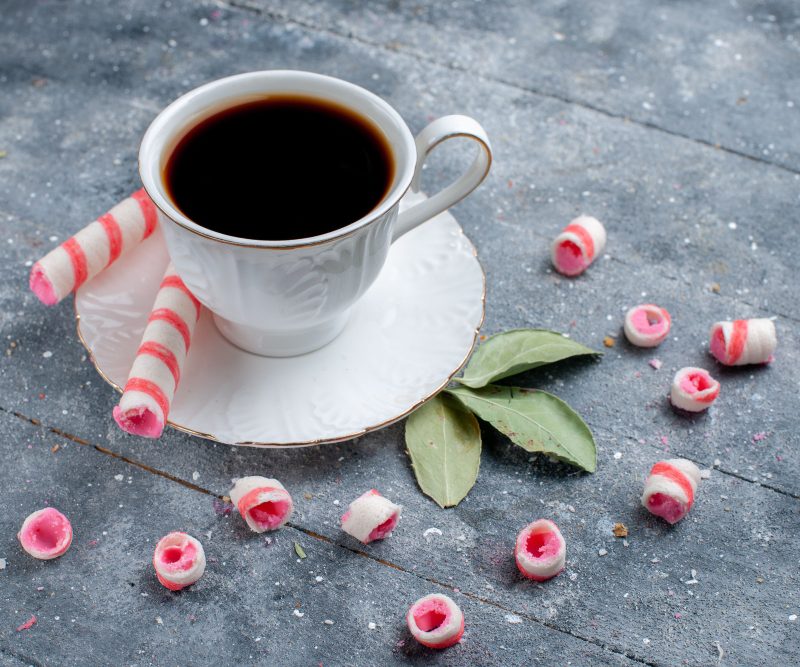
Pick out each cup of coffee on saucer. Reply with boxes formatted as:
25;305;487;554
138;70;492;357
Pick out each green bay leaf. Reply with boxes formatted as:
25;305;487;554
456;329;600;388
404;393;481;508
447;385;596;472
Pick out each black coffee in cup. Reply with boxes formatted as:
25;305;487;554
164;95;394;241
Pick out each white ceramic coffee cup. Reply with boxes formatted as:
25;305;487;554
139;70;491;356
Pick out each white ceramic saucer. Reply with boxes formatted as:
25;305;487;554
76;192;485;446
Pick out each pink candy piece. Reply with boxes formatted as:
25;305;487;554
514;519;566;581
113;264;201;438
670;367;720;412
229;476;294;533
30;189;158;306
153;532;206;591
709;318;777;366
623;304;671;348
551;215;607;276
17;508;73;560
341;489;401;544
16;615;37;632
641;459;701;524
406;594;464;649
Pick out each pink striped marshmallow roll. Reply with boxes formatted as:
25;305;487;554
624;304;671;347
341;489;401;544
514;519;566;581
641;459;701;524
153;532;206;591
229;476;294;533
407;594;464;649
670;367;719;412
709;318;777;366
112;264;201;438
551;215;606;276
30;189;158;305
18;508;73;560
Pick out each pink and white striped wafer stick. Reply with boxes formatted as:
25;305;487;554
709;318;777;366
29;189;158;305
113;264;201;439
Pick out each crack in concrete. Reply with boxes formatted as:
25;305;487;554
219;0;800;178
0;645;46;667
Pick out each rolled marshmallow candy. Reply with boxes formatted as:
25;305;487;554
341;489;401;544
30;189;158;306
406;594;464;649
113;264;201;439
709;318;777;366
514;519;566;581
551;215;607;276
229;476;294;533
670;367;720;412
641;459;701;524
18;508;73;560
624;304;671;347
153;532;206;591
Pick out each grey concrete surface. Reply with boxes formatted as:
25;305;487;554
0;1;798;665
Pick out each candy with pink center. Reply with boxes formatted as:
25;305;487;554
406;594;464;649
641;459;701;525
229;476;293;533
340;489;401;544
514;519;566;581
153;532;206;591
670;367;720;412
709;318;776;366
551;215;606;276
30;189;158;306
623;304;671;347
17;508;73;560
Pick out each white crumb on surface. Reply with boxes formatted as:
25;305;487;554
789;615;797;622
293;609;304;618
423;527;443;539
0;558;6;570
315;576;323;582
367;622;377;630
598;548;608;556
114;474;124;481
155;616;163;625
613;452;622;459
505;614;523;624
700;469;711;479
42;351;52;358
323;619;334;625
192;471;199;481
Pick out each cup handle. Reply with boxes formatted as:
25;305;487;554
392;115;492;240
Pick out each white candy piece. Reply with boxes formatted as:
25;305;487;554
641;459;701;524
229;476;293;533
710;318;777;366
406;594;464;649
341;489;401;544
153;532;206;591
551;215;607;276
514;519;566;581
670;367;720;412
623;304;671;348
